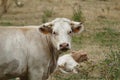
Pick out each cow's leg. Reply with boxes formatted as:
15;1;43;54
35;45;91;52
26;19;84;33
20;72;28;80
28;68;47;80
28;72;43;80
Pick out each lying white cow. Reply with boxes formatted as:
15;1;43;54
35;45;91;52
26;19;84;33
57;50;87;73
0;18;83;80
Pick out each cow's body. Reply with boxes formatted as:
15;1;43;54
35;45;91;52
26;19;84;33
0;18;83;80
0;27;58;80
57;54;79;74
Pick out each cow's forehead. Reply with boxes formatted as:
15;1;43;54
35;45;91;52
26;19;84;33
52;18;71;23
53;22;71;32
52;18;71;32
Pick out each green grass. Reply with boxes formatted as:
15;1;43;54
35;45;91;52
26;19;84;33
43;8;54;18
41;8;54;23
98;19;120;26
72;5;85;22
94;27;120;47
41;15;48;23
100;50;120;80
72;36;83;45
0;22;14;26
54;74;89;80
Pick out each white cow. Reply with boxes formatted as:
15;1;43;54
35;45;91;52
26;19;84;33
0;18;84;80
57;50;88;73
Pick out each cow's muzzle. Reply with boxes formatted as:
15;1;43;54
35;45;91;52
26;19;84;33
59;43;70;51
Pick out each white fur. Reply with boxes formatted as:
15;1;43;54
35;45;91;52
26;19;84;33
44;18;83;51
57;54;79;73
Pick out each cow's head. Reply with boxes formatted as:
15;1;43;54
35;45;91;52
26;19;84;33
39;18;84;51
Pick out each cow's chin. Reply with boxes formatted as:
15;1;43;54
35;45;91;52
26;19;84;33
59;48;70;52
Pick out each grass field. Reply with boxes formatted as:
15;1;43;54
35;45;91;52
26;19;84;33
0;0;120;80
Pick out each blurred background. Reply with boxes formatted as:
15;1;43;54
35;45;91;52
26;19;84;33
0;0;120;80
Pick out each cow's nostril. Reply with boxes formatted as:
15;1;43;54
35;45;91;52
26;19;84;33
66;43;69;47
60;43;69;48
60;44;63;47
59;43;70;51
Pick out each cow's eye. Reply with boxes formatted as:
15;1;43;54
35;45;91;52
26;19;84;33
68;31;72;34
52;31;58;35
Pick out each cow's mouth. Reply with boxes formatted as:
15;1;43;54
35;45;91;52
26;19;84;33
60;48;70;52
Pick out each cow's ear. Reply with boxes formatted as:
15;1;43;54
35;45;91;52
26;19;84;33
39;24;52;34
71;22;84;33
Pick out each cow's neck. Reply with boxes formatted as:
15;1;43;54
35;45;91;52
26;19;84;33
46;35;61;72
42;35;61;80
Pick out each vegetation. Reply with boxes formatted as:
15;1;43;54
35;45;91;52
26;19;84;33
72;5;85;22
41;8;54;23
0;21;14;26
100;50;120;80
94;27;120;47
0;0;120;79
